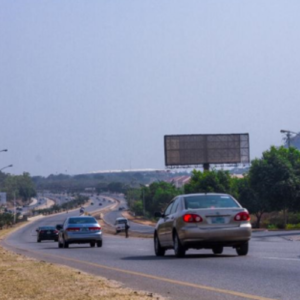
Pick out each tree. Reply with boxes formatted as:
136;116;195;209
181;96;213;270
4;173;36;203
184;169;231;194
142;182;180;216
248;146;300;227
107;182;124;193
231;176;269;228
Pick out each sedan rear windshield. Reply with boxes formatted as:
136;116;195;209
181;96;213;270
184;195;240;209
39;226;55;230
116;219;127;224
68;217;97;224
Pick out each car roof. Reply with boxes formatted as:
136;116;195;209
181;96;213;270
179;193;230;198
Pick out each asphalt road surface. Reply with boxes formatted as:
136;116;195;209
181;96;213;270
103;194;155;234
3;208;300;300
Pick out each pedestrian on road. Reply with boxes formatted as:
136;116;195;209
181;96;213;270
125;222;130;238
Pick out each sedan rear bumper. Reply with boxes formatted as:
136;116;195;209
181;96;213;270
65;231;102;243
179;224;251;248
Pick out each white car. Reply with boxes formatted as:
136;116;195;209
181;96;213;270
114;217;129;233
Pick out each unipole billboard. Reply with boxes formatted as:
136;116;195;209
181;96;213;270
164;133;250;168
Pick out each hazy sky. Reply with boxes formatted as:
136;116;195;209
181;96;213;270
1;1;300;176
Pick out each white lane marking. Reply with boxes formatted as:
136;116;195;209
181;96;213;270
254;256;300;262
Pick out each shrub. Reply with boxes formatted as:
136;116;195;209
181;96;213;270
286;223;300;230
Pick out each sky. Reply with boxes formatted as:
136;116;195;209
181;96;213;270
1;1;300;176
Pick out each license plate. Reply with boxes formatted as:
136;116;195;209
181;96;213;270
211;217;225;224
81;227;88;232
47;231;51;234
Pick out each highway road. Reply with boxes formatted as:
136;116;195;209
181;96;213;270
103;194;155;234
3;207;300;300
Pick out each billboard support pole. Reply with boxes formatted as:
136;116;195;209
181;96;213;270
203;163;210;171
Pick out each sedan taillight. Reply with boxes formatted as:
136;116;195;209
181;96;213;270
66;227;80;232
183;214;203;223
88;227;101;231
234;212;250;221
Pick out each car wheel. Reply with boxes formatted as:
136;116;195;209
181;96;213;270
37;239;41;243
236;242;248;256
97;241;102;248
154;233;165;257
212;246;223;255
90;242;95;247
58;240;63;248
63;237;69;248
173;232;185;258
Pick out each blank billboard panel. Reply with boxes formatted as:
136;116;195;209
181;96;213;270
164;134;250;166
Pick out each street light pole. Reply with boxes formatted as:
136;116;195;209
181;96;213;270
0;164;13;172
280;129;298;148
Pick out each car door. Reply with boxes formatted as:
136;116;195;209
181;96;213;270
157;201;174;247
164;198;181;246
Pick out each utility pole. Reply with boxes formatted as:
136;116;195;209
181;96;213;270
13;191;16;224
142;188;146;216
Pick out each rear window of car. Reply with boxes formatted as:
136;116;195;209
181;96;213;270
116;219;127;224
40;226;55;230
184;195;240;209
68;217;97;224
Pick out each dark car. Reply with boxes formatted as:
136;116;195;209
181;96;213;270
36;226;58;243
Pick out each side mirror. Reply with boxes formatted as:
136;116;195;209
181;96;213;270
154;212;165;218
56;224;63;230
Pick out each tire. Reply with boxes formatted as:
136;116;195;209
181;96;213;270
63;237;69;248
236;242;248;256
97;241;102;248
154;233;165;257
37;239;41;243
58;240;63;248
173;232;185;258
90;242;96;248
212;246;223;255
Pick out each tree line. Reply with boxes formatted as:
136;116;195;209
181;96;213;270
0;172;36;204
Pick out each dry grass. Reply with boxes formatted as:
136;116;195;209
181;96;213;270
0;225;165;300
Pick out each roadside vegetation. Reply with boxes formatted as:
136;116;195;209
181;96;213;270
0;172;36;228
33;194;89;215
126;146;300;229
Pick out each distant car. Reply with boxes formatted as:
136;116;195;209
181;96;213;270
57;216;102;248
36;226;58;242
114;217;129;233
90;202;94;205
79;207;85;214
99;203;102;206
154;193;252;258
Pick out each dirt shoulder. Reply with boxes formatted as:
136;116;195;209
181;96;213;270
122;211;156;227
0;224;165;300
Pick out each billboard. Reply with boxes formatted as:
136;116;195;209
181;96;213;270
164;134;250;167
0;192;7;205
